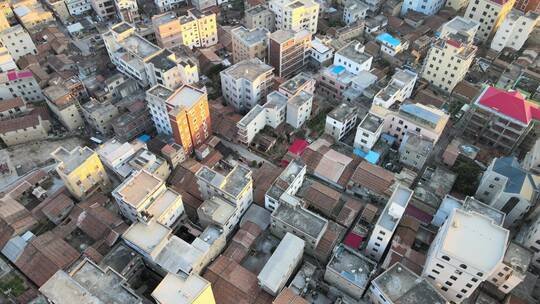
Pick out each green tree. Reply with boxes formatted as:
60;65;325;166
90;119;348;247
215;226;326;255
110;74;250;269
452;160;483;195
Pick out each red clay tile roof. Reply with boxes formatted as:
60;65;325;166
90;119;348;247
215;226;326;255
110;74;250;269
304;182;341;217
0;97;24;113
273;288;308;304
336;198;363;228
477;86;540;124
350;161;395;194
315;221;345;263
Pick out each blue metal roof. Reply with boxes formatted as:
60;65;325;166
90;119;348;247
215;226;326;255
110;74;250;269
399;104;441;127
376;33;401;47
492;157;527;194
353;149;380;164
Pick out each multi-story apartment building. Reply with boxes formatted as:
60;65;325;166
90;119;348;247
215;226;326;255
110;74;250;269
368;263;448;304
152;273;216;304
45;0;71;23
0;25;37;61
399;133;434;170
325;244;377;300
146;85;211;153
195;163;253;209
486;242;532;295
490;10;540;52
371;102;450;144
401;0;445;16
343;0;368;24
268;29;311;78
279;72;316;97
0;70;43;103
269;0;319;34
265;159;306;210
465;0;515;42
374;68;417;108
43;84;83;131
376;33;408;56
51;146;110;200
463;86;540;154
115;0;140;23
152;10;218;49
475;156;538;227
333;40;372;75
0;45;16;73
90;0;116;20
12;0;54;32
65;0;92;15
515;0;540;13
236;91;288;144
518;213;540;269
154;0;184;12
523;138;540;175
309;37;333;67
0;106;51;146
152;12;183;49
244;5;276;31
422;208;509;303
104;22;196;89
287;91;312;128
422;16;478;93
191;0;214;11
231;26;269;63
113;169;183;226
325;103;358;141
81;99;119;135
365;185;413;261
354;112;384;151
318;65;358;102
271;203;328;254
220;58;274;111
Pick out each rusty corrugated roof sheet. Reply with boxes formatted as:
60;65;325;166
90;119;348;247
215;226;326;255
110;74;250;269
15;232;79;286
204;255;263;304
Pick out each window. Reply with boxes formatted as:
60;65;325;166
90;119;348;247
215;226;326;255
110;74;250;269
459;264;467;269
442;255;450;261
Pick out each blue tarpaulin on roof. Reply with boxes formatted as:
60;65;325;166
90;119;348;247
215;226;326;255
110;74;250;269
353;149;380;164
138;134;151;142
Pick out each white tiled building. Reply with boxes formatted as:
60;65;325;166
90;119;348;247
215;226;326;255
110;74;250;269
373;68;417;108
490;10;540;52
422;208;509;303
343;0;368;25
325;103;358;141
220;58;274;111
65;0;92;15
365;185;413;262
286;91;313;128
112;169;184;227
421;16;478;92
154;0;185;12
475;156;538;227
464;0;515;42
333;40;373;75
401;0;445;16
0;25;37;61
103;22;196;89
354;112;384;151
268;0;320;34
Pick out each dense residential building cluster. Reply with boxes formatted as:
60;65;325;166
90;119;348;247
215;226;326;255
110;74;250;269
1;0;540;303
